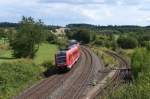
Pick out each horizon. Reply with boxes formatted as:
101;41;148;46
0;0;150;26
0;21;150;27
1;21;150;27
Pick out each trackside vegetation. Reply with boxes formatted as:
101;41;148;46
0;60;43;99
108;48;150;99
0;21;150;99
0;43;57;99
0;17;58;99
65;24;150;98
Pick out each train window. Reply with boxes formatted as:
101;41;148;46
56;52;66;64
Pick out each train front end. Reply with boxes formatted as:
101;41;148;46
55;51;67;68
55;51;68;69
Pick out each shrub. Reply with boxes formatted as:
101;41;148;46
141;41;150;51
41;61;54;69
0;59;42;99
131;48;146;78
139;34;150;42
117;36;138;49
108;49;150;99
73;29;96;44
47;32;57;44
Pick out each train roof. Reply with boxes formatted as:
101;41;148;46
56;50;66;55
56;40;79;55
69;40;77;43
68;45;76;49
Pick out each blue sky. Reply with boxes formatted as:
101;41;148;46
0;0;150;26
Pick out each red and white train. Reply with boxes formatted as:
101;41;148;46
55;40;80;69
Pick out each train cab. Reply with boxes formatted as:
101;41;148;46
55;40;80;70
55;51;67;69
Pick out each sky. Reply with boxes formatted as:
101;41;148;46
0;0;150;26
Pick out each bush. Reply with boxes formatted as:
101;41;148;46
131;48;146;78
46;32;57;44
108;49;150;99
56;37;68;50
139;34;150;42
94;38;104;46
94;36;109;46
117;36;138;49
141;41;150;50
0;59;42;99
41;61;54;69
73;29;96;44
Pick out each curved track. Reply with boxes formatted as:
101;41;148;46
60;46;94;99
16;46;102;99
92;51;132;99
16;47;131;99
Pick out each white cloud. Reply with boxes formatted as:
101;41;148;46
0;0;150;25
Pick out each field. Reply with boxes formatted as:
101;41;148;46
33;43;58;65
0;42;58;99
0;43;58;65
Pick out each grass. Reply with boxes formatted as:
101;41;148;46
114;34;119;40
0;43;58;65
0;59;43;99
91;47;118;69
33;43;58;65
116;48;135;58
0;50;13;63
108;49;150;99
0;43;58;99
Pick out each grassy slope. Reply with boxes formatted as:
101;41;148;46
0;50;13;63
0;43;58;99
0;60;43;99
91;47;118;69
108;48;150;99
33;43;58;65
0;43;57;65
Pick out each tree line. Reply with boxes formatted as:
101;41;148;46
66;24;150;34
1;18;150;59
65;24;150;50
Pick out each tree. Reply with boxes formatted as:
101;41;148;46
10;16;47;58
65;29;77;39
0;28;5;38
117;36;138;49
72;29;95;43
142;41;150;51
46;32;57;44
7;28;17;42
56;37;68;50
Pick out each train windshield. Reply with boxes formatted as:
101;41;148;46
56;52;66;64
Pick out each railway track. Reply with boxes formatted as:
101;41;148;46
16;51;83;99
16;46;131;99
92;51;132;99
16;46;98;99
60;46;94;99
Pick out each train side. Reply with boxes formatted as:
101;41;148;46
55;43;80;69
66;45;80;68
